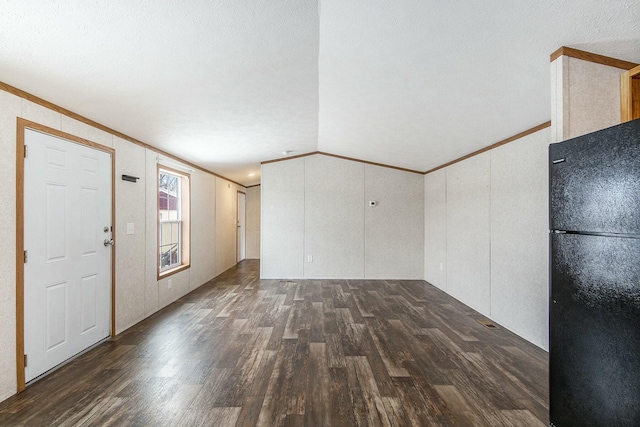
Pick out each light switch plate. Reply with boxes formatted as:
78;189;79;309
126;223;135;235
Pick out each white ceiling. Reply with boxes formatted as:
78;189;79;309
1;1;639;186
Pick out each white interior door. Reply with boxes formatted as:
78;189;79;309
237;192;246;262
24;129;112;383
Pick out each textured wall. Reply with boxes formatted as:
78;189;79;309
189;170;217;287
424;129;550;350
550;56;567;143
490;129;550;349
245;186;261;259
446;153;492;315
61;115;114;148
261;154;424;279
551;55;623;142
22;99;62;130
423;168;447;289
158;269;190;309
261;159;305;278
364;165;424;279
0;91;21;402
113;137;147;332
0;89;241;401
304;155;365;278
144;149;160;317
565;57;622;139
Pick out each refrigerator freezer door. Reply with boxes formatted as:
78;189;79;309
550;119;640;234
550;233;640;426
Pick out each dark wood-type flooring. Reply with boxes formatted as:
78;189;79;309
0;260;549;426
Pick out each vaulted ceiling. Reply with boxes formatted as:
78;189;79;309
1;1;639;186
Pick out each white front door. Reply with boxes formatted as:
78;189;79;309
24;129;112;383
237;192;246;262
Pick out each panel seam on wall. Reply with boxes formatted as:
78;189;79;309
259;169;263;277
363;164;367;278
444;168;448;292
144;150;148;319
303;158;307;278
488;152;492;317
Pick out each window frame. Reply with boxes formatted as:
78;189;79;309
157;165;191;279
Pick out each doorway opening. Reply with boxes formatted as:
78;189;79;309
237;191;246;263
16;119;115;392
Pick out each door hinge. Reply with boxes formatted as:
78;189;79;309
24;250;27;263
24;354;27;367
24;145;27;158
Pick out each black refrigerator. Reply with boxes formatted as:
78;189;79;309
549;118;640;426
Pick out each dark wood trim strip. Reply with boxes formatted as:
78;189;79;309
550;46;638;70
18;119;118;154
157;264;190;281
261;151;424;175
261;151;320;165
245;184;261;188
424;121;552;175
621;64;640;122
110;144;116;339
0;81;245;188
16;118;117;392
317;152;424;174
16;119;25;392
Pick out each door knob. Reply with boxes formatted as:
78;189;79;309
103;239;114;247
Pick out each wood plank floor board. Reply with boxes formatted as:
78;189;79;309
0;260;549;426
326;333;346;368
335;308;366;356
305;343;330;426
344;356;390;427
233;395;265;427
188;368;233;409
174;406;242;427
309;301;325;343
390;377;442;426
366;318;412;378
322;311;338;335
327;367;357;426
245;350;278;399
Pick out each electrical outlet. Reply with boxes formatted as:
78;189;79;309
168;278;172;289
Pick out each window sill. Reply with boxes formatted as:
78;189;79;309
157;264;190;281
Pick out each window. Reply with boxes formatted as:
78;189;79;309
158;166;190;277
